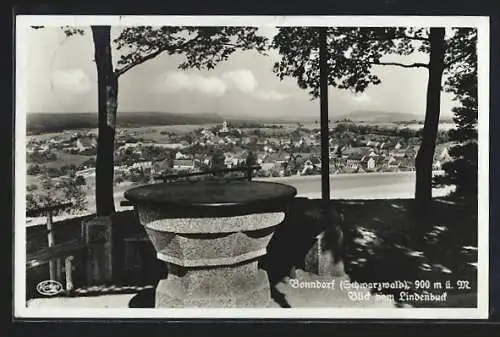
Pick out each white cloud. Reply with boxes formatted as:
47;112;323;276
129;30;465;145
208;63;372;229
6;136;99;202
159;69;259;97
162;72;227;97
255;90;291;101
351;92;371;104
51;69;91;94
191;74;227;96
222;70;258;93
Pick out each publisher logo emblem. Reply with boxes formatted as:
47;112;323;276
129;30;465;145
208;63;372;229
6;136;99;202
36;280;63;296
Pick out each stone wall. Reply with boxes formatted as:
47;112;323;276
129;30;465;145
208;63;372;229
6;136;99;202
26;210;165;300
109;210;167;284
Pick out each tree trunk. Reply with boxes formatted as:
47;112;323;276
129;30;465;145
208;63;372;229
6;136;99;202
92;26;117;216
415;28;446;208
318;27;331;209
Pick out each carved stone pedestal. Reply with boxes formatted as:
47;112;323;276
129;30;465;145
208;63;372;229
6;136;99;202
124;180;297;308
144;212;284;308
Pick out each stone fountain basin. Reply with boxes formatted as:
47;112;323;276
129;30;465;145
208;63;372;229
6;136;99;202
124;180;297;307
137;207;285;267
125;181;297;268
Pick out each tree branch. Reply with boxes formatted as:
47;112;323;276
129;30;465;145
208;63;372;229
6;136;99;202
402;35;429;42
114;36;201;77
114;32;253;78
366;33;428;42
114;47;165;77
371;61;428;69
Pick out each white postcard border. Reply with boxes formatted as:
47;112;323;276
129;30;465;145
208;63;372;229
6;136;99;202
14;15;490;319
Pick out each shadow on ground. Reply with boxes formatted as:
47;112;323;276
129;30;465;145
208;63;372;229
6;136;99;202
48;196;472;308
123;197;478;308
128;286;156;308
341;198;478;307
270;197;478;308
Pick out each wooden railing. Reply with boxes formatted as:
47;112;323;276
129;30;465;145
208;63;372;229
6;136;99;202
120;165;262;207
26;202;84;293
154;164;262;182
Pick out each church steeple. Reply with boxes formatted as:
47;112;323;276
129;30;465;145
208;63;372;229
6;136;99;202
221;120;228;133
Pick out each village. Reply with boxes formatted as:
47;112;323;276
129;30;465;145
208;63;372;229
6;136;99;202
26;119;453;188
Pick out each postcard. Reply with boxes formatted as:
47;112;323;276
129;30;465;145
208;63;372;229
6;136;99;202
14;15;489;319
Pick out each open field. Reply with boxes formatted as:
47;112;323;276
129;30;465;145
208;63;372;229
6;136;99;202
113;121;458;140
42;151;93;169
124;124;218;137
26;175;68;200
27;129;96;142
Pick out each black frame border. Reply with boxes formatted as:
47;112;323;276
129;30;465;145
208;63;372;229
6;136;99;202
5;0;500;335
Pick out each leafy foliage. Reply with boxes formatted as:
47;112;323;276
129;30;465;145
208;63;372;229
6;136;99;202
284;152;303;176
36;25;268;213
27;151;57;164
434;29;478;199
273;26;478;202
114;26;268;76
210;149;226;171
443;28;478;77
26;174;88;215
335;146;343;158
272;27;429;97
62;26;85;37
272;27;476;99
245;150;258;167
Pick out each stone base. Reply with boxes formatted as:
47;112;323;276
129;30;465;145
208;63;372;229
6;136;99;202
304;230;346;278
82;216;114;285
139;211;285;308
155;268;273;308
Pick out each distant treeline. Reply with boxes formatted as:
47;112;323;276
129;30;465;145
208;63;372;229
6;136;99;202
27;111;454;135
330;122;450;143
27;112;224;134
226;121;284;129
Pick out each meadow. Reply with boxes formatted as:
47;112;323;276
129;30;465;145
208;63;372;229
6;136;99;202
43;151;94;169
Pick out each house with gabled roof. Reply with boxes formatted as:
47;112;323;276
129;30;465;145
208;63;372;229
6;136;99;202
346;152;363;169
172;159;195;171
361;155;384;171
75;136;96;152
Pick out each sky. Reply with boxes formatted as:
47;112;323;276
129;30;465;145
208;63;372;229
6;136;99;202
23;26;458;120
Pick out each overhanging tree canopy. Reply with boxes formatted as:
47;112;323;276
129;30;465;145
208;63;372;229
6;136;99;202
434;29;478;199
39;25;268;216
272;26;477;206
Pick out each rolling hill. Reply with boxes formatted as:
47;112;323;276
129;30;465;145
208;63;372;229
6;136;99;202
339;110;422;122
27;111;224;134
26;109;453;134
288;110;453;124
